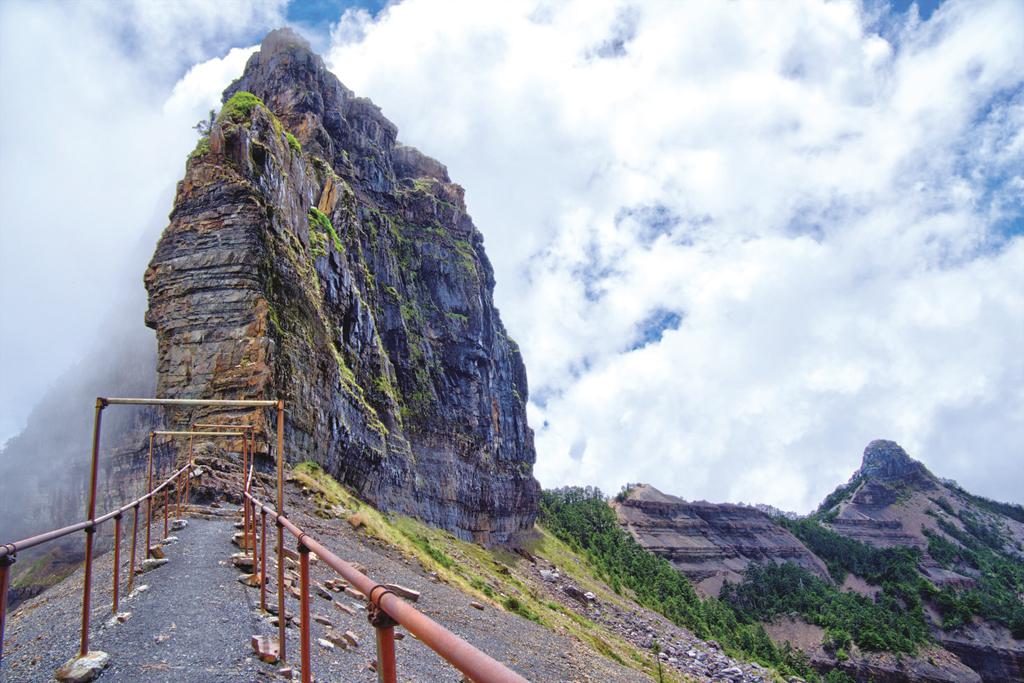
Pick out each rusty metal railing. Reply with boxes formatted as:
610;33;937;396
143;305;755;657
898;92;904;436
2;396;529;683
243;471;530;683
0;460;190;664
0;397;280;669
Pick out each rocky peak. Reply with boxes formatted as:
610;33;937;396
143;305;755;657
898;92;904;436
856;439;934;485
224;28;400;192
145;30;538;545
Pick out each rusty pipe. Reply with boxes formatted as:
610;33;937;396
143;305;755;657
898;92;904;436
128;504;139;593
251;500;258;567
0;555;13;666
0;520;90;559
185;435;193;509
299;541;312;683
276;400;287;663
376;626;397;683
277;521;286;663
112;513;122;614
79;398;105;657
146;432;154;558
243;435;250;554
104;398;277;407
260;508;267;611
152;430;245;437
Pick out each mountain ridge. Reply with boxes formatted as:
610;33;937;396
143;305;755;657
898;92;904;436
613;440;1024;682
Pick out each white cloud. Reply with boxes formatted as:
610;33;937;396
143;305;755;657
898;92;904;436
1;0;1019;513
325;0;1024;510
0;0;282;442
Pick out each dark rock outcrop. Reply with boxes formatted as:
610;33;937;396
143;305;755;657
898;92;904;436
144;29;538;545
613;484;831;596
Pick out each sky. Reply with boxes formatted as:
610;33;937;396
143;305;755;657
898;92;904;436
0;0;1021;512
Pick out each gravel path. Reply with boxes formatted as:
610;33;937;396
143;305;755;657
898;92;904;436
3;499;647;683
2;514;277;682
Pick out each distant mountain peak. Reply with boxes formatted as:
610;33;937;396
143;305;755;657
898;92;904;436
857;439;933;484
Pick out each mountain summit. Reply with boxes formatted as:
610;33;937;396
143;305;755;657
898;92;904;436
856;439;935;485
144;29;538;544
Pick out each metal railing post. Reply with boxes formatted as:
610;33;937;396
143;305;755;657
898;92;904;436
375;625;398;683
276;400;287;662
163;488;169;540
146;432;154;557
250;500;258;567
260;508;268;611
112;513;122;614
277;520;286;663
0;555;14;666
243;435;250;552
185;435;193;508
175;472;182;519
298;541;312;683
79;397;105;657
128;503;139;593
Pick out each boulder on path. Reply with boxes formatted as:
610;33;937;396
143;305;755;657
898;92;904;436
55;651;110;682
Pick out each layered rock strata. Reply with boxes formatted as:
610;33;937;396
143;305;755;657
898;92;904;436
144;29;538;544
613;484;831;596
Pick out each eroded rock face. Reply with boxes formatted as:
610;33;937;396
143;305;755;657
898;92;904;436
144;29;538;545
820;441;1024;682
613;484;831;596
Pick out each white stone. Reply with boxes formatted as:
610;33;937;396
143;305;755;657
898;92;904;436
139;558;168;573
55;651;110;682
103;611;132;628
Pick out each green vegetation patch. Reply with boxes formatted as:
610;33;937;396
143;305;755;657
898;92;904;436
308;207;343;253
721;562;930;654
221;90;263;123
931;514;1024;636
189;135;210;161
542;489;788;668
285;131;302;154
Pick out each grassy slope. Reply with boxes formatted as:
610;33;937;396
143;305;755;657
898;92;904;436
291;462;689;682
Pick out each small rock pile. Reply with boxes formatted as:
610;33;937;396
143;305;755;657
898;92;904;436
534;562;771;683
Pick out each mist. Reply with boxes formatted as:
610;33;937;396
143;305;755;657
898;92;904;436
0;0;285;446
0;1;288;542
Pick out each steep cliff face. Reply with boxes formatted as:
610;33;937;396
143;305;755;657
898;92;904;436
144;29;538;545
613;484;831;596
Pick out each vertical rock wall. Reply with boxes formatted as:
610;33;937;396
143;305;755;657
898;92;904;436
144;29;538;544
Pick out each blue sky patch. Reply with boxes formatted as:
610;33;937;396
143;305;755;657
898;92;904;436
630;309;683;351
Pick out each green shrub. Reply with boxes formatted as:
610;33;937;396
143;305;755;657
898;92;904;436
189;135;210;161
308;207;343;252
221;90;263;123
286;131;302;154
